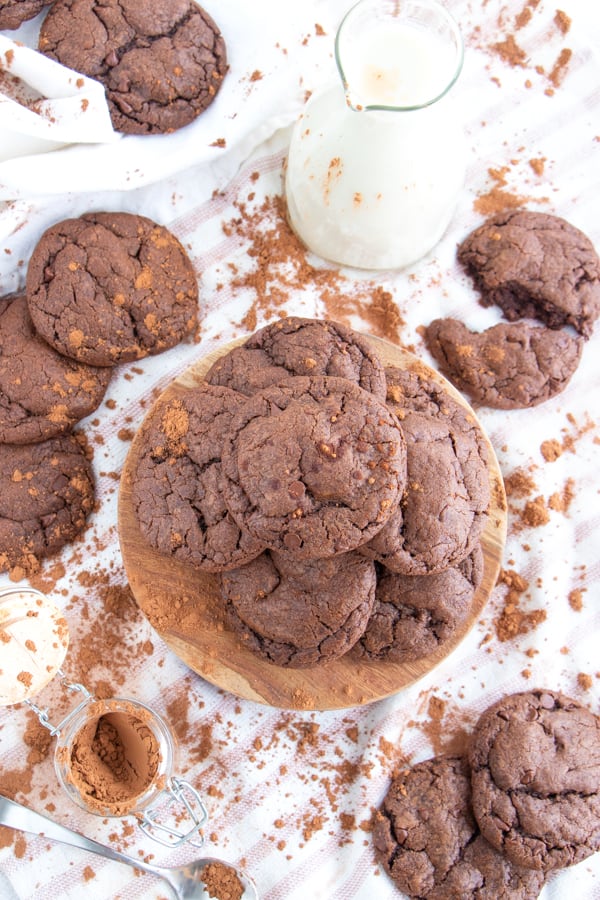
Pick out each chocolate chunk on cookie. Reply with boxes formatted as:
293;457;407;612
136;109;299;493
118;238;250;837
425;317;583;409
0;293;112;444
361;366;489;574
221;549;376;668
0;433;95;575
469;689;600;871
132;383;264;572
38;0;227;134
0;0;52;29
221;375;407;559
26;212;198;366
373;755;545;899
205;317;387;399
458;210;600;338
355;547;482;663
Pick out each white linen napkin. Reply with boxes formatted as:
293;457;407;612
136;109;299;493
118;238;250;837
0;35;117;163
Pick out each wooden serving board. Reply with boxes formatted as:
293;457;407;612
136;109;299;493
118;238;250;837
118;334;507;711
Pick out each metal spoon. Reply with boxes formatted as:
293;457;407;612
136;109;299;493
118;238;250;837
0;795;258;899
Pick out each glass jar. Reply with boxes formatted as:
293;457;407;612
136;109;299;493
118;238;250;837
0;587;207;847
285;0;466;270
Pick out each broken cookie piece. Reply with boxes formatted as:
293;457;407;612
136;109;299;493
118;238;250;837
457;210;600;338
425;317;582;409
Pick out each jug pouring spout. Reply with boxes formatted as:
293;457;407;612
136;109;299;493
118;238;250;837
335;0;463;113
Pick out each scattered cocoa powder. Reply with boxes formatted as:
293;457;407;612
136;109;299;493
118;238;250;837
520;495;550;528
541;438;562;461
219;193;405;344
548;478;575;514
568;589;584;612
548;47;572;87
504;468;537;499
473;165;541;216
528;157;546;176
491;34;527;68
554;10;571;34
577;673;593;691
494;569;547;642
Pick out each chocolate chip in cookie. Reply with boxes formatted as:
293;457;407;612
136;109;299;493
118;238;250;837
0;293;112;444
425;317;583;409
457;210;600;338
26;212;198;366
38;0;227;134
469;689;600;871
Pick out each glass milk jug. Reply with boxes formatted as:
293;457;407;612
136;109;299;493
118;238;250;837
285;0;466;270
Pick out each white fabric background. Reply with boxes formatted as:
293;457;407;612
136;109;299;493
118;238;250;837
1;1;599;898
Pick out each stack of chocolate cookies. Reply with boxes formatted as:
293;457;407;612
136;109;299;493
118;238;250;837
132;316;491;669
0;211;199;575
374;688;600;899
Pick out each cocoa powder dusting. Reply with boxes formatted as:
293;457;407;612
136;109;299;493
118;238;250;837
494;569;547;642
221;193;405;344
473;166;537;216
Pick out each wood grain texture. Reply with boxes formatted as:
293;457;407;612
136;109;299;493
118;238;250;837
118;334;507;711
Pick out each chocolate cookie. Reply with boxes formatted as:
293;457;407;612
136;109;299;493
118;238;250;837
0;0;52;29
469;689;600;871
0;433;95;574
360;366;489;574
38;0;227;134
425;317;583;409
131;383;264;572
373;755;544;899
220;376;407;559
26;212;198;366
458;210;600;338
220;549;376;668
355;547;482;663
0;293;112;444
205;317;387;399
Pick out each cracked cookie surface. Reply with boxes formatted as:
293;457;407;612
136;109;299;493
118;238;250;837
0;294;112;444
132;382;264;572
205;316;387;399
220;549;376;668
220;375;407;559
0;433;95;574
457;210;600;338
360;366;489;575
425;317;583;409
468;689;600;871
26;212;198;366
373;755;544;899
354;546;482;663
38;0;227;134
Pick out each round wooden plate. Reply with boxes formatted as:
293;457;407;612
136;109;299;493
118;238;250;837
118;334;507;711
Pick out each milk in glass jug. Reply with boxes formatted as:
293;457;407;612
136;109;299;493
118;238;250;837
285;0;466;270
